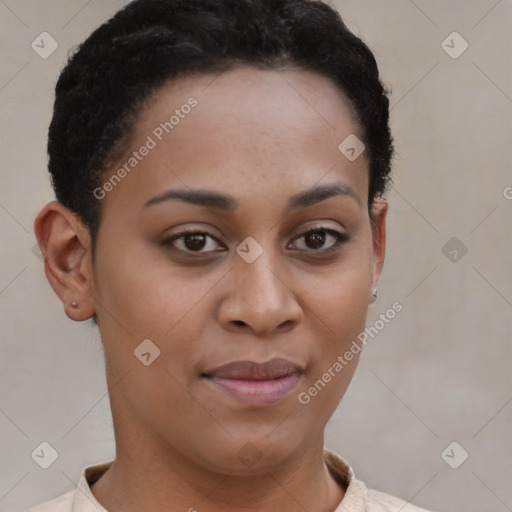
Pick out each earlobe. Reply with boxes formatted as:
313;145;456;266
369;197;388;301
34;201;96;321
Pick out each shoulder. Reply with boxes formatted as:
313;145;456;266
26;460;112;512
365;485;434;512
26;490;75;512
324;448;435;512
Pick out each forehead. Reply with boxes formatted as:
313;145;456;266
101;65;369;213
136;64;362;145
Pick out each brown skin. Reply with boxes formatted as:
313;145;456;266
35;66;387;512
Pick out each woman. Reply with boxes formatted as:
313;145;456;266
31;0;433;510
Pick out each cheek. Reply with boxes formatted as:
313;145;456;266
92;237;218;339
298;234;373;330
306;272;369;380
295;235;373;408
92;245;210;427
296;293;367;427
91;239;227;408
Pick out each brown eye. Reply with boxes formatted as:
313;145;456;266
163;230;225;254
304;230;327;249
183;233;208;251
289;228;348;252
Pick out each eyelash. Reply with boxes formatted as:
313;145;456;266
162;227;349;256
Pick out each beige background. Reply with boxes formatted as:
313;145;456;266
1;1;511;511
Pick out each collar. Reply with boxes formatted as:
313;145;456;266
73;449;367;511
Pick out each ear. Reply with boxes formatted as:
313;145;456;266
33;201;96;321
369;196;388;303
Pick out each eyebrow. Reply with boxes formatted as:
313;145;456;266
143;181;361;211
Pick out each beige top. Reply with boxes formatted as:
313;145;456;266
28;449;433;512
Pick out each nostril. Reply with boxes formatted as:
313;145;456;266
233;320;246;327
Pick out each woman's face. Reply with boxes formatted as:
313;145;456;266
89;66;386;473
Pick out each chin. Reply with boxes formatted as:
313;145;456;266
193;435;304;476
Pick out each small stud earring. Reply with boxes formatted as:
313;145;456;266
71;301;78;308
371;289;378;298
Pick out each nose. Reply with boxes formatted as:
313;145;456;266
217;250;303;337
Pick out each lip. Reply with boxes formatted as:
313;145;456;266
203;358;304;406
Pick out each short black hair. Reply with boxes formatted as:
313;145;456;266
48;0;394;256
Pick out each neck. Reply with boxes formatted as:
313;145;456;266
91;426;344;512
